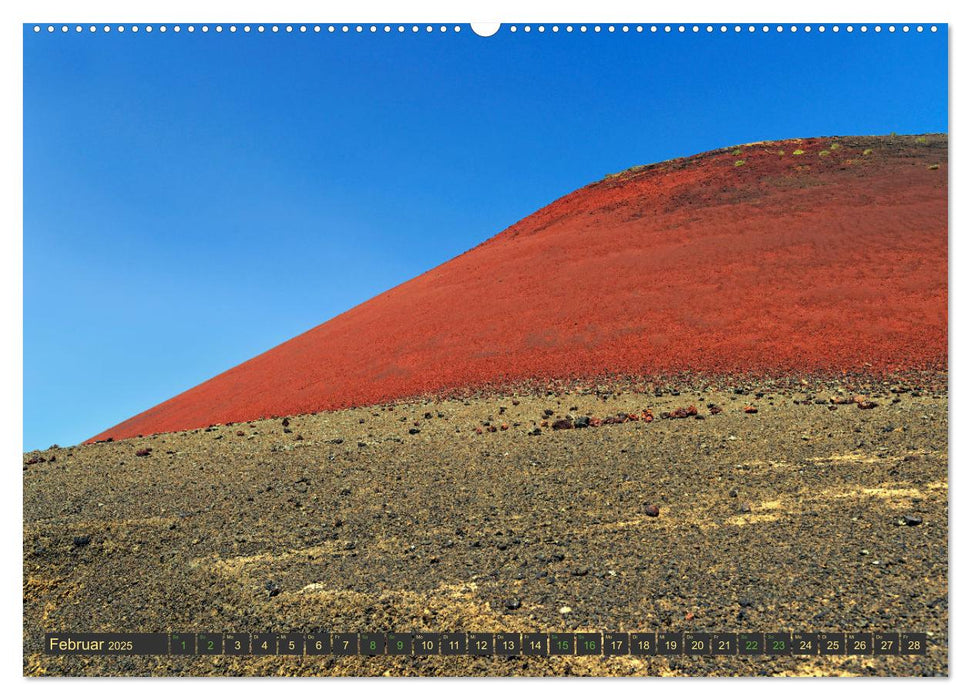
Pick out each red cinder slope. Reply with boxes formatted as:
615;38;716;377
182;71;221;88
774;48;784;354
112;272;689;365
92;135;948;441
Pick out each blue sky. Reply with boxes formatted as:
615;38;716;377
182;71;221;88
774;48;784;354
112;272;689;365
23;24;947;449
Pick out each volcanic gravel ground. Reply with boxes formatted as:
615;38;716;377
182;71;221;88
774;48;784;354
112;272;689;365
25;383;947;676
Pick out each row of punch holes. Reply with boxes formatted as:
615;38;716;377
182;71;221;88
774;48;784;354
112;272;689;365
33;24;939;35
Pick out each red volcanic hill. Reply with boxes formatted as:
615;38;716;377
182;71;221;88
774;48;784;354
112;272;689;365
92;135;947;442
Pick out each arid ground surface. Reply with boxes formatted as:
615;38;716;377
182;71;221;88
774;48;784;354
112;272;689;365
25;380;947;676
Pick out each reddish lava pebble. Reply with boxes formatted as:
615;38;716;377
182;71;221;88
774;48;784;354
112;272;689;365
644;504;661;518
90;136;947;442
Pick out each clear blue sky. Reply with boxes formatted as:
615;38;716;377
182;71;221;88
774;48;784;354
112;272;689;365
23;24;947;450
